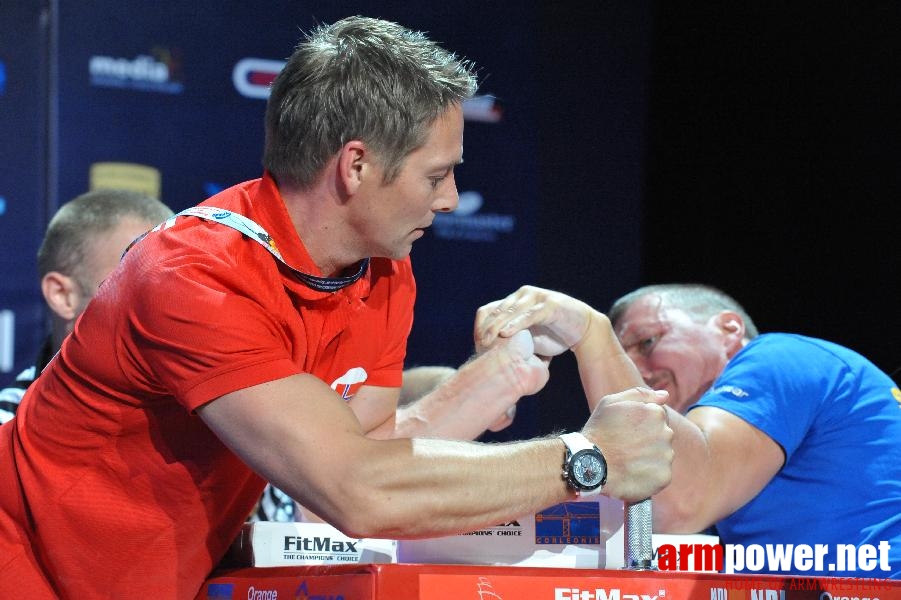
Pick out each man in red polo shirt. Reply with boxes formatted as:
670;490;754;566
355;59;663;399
0;16;673;598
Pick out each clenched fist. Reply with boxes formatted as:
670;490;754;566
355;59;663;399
582;387;674;503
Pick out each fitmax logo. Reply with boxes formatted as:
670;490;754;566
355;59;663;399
283;536;358;553
554;589;662;600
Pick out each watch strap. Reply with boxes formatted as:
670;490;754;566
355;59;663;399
559;432;604;497
559;431;596;454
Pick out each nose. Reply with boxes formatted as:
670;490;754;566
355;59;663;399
627;351;654;383
433;173;459;213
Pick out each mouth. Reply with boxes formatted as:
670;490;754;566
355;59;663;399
413;221;433;235
645;374;670;392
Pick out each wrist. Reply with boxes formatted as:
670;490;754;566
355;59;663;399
571;310;614;355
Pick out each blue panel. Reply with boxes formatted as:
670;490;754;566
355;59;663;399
0;2;50;379
48;1;541;436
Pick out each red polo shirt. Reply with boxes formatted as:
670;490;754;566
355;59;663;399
0;173;415;598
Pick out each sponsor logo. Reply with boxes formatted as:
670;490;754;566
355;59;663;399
206;583;234;599
476;576;504;599
462;520;523;537
89;48;183;94
656;542;722;572
534;502;601;545
714;578;894;596
247;587;278;600
231;57;503;124
710;384;749;398
660;541;893;574
284;536;358;554
294;581;345;600
282;535;362;563
330;367;367;400
554;588;664;600
462;94;503;123
233;58;284;99
432;190;515;243
89;162;161;198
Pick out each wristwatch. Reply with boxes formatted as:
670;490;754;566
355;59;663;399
559;432;607;497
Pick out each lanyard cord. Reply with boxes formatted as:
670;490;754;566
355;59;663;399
128;206;370;293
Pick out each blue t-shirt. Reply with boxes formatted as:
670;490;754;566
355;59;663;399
693;333;901;578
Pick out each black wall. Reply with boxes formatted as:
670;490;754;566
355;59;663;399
534;3;900;435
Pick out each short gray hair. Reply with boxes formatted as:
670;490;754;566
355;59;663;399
609;283;759;339
37;189;173;292
263;16;478;189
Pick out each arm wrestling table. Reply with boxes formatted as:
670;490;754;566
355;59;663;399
199;564;901;599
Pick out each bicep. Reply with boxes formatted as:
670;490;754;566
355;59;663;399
197;373;368;505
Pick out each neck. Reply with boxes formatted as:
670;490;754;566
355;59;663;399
279;180;364;278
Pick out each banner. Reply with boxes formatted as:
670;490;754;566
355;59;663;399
1;2;541;439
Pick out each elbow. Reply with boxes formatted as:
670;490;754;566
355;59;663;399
312;472;414;540
652;487;714;534
324;492;413;540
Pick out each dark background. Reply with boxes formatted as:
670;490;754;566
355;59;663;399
532;2;900;435
1;2;897;439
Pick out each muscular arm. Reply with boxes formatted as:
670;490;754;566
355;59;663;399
652;406;784;532
363;334;548;441
474;286;644;407
398;366;456;407
199;372;568;538
199;372;673;538
565;310;784;532
472;285;782;533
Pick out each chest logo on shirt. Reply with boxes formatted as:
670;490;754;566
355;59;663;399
331;367;368;400
710;384;749;399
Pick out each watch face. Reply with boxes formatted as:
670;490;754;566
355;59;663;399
573;450;606;488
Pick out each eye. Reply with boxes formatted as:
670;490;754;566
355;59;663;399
637;335;659;355
429;176;446;189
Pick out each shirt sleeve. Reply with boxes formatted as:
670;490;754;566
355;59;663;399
115;237;304;412
691;335;828;460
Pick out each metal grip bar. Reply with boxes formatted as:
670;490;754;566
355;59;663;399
624;498;656;570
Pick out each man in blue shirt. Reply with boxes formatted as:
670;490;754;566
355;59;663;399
477;283;901;578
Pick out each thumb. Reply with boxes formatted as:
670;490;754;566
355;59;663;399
507;329;535;359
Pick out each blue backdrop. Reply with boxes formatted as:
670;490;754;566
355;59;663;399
0;1;546;437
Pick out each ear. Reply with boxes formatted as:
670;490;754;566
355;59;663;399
336;140;369;196
713;310;747;357
41;271;82;321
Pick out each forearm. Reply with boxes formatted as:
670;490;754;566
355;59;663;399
650;407;716;533
391;350;524;440
572;310;646;409
398;366;456;407
297;435;571;539
569;313;718;530
652;406;785;534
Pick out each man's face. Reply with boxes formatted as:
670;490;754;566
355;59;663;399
614;294;733;413
350;103;463;259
